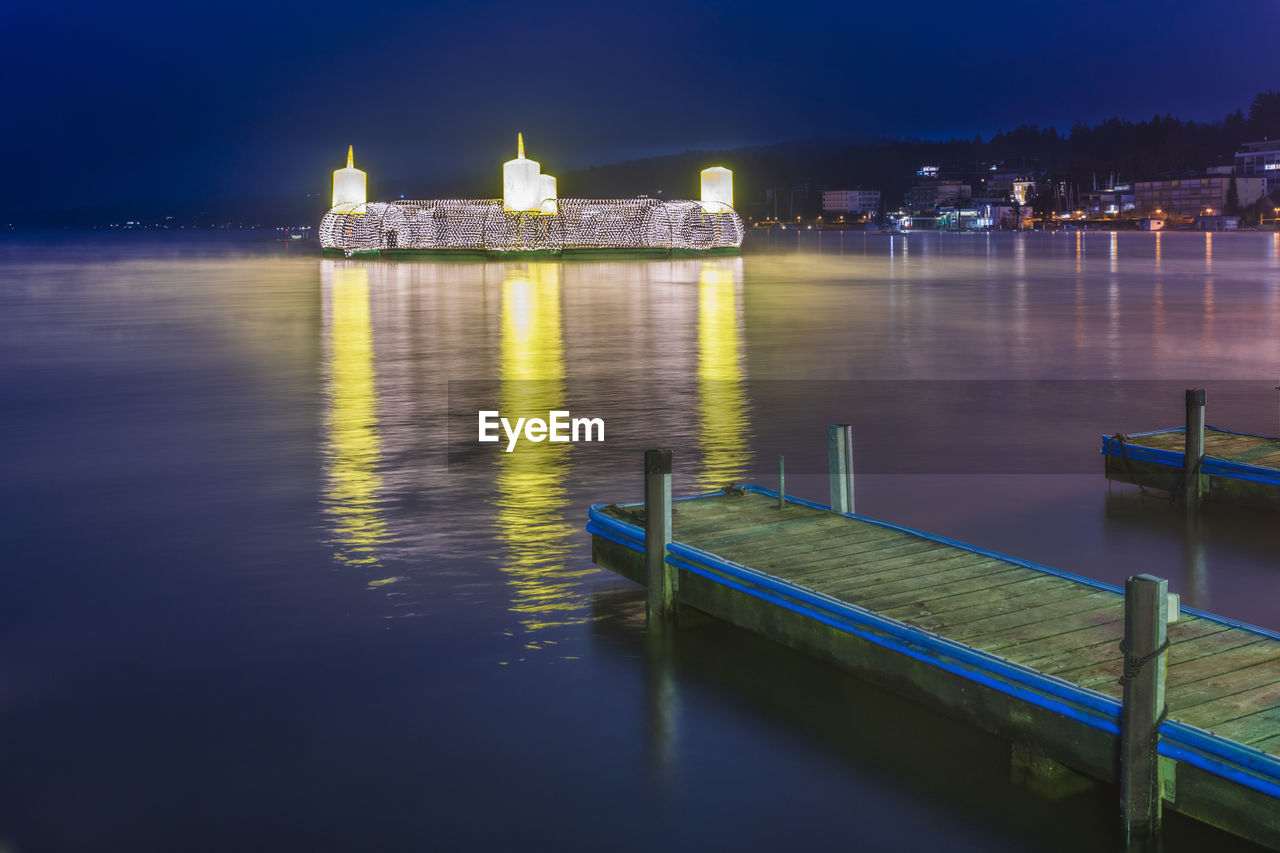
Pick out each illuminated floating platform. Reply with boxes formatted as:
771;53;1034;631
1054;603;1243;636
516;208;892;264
319;197;744;259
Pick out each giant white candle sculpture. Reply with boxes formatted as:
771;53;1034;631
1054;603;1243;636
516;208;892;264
503;133;542;213
700;167;733;213
539;173;558;214
332;145;367;210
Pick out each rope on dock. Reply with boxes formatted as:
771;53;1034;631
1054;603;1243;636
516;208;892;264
1118;637;1169;686
1110;434;1152;497
605;503;645;525
1119;634;1171;814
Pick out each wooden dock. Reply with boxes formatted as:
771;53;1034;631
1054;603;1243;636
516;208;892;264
1104;388;1280;509
588;483;1280;848
1104;427;1280;508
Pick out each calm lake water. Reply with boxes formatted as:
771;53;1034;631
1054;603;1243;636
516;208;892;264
2;229;1279;851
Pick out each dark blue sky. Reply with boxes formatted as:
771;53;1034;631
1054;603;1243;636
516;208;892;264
2;0;1276;222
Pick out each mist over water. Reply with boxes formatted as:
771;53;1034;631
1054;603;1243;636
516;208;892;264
1;230;1277;851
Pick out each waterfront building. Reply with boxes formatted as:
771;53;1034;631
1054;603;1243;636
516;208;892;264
821;189;881;215
1134;174;1264;219
1234;140;1280;197
908;180;969;212
978;170;1037;205
1079;184;1135;218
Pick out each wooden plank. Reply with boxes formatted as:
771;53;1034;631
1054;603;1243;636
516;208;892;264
1242;449;1280;468
682;510;834;548
769;547;994;595
772;536;959;575
1222;441;1280;464
974;615;1126;659
878;574;1070;620
1167;640;1280;690
1068;632;1269;693
842;546;993;576
816;564;1030;609
691;511;895;550
1016;634;1126;678
948;600;1123;649
1175;680;1280;729
1208;706;1280;747
1245;732;1280;756
720;526;933;571
914;589;1119;640
815;554;1016;602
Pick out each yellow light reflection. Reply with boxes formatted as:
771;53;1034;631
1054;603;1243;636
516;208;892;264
695;258;751;489
494;263;589;633
322;263;388;566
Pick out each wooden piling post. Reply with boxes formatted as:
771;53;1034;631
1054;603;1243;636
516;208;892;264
1183;389;1205;508
1120;573;1170;842
644;448;675;622
778;454;786;509
827;424;854;514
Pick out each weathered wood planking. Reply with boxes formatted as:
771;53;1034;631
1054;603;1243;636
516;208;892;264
588;487;1280;848
1103;427;1280;509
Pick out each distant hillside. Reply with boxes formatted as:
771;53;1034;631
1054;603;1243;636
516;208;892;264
551;90;1280;219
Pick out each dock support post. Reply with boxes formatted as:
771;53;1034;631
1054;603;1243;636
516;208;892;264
1120;573;1170;843
778;455;786;509
827;424;854;514
1183;389;1205;508
644;448;675;622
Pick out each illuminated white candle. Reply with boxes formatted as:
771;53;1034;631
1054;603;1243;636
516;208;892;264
539;173;558;214
700;167;733;213
332;145;367;210
503;133;542;213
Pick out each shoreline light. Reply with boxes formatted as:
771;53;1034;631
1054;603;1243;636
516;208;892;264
332;145;367;211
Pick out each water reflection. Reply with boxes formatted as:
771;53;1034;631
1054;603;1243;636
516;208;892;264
321;263;389;567
494;263;590;635
696;258;751;489
1182;508;1209;610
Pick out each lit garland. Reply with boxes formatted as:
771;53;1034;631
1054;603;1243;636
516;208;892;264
320;198;744;254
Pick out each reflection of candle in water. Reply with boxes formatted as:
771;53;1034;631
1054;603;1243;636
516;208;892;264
696;259;750;490
494;264;584;636
323;263;388;567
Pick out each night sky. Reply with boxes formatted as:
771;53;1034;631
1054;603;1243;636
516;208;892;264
2;0;1276;223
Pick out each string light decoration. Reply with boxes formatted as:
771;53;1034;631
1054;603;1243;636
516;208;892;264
320;197;744;255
